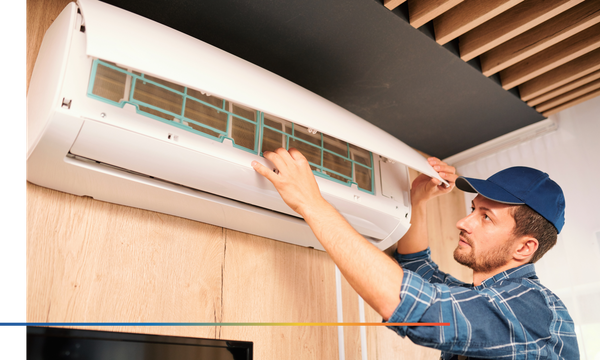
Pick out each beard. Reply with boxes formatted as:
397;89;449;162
453;231;514;273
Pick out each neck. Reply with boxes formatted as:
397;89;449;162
472;260;527;286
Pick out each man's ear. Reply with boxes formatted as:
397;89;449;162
513;237;539;262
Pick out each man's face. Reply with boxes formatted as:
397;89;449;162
454;195;517;273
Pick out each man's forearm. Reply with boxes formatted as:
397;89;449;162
301;199;403;321
396;200;429;255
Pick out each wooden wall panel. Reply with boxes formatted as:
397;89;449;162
341;275;362;360
27;183;224;339
219;230;339;359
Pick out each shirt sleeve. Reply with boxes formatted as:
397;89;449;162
384;265;553;358
394;248;468;287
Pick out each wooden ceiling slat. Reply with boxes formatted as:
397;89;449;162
542;87;600;116
408;0;464;29
459;0;581;62
480;1;600;77
379;0;600;116
535;78;600;112
518;47;600;101
384;0;407;11
500;23;600;90
527;69;600;106
433;0;523;45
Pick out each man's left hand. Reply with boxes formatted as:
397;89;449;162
251;148;327;218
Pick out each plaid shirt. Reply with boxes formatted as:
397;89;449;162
385;248;579;360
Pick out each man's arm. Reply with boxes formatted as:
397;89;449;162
252;148;403;320
251;149;456;320
396;158;457;255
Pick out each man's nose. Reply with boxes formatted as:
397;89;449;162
456;213;474;233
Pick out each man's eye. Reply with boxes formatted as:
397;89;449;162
484;214;490;221
470;207;475;213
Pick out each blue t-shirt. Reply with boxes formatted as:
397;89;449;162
385;248;579;360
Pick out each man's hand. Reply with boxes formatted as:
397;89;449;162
411;157;458;207
397;157;458;255
251;148;327;218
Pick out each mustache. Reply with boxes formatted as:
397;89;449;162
459;231;473;246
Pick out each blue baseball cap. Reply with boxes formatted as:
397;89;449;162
456;167;565;233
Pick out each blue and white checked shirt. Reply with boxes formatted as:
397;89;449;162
385;248;579;360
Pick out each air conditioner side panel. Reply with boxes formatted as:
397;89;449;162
26;111;86;194
27;2;78;156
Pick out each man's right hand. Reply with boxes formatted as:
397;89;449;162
410;157;458;207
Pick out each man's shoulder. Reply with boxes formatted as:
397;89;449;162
485;270;561;304
484;272;551;302
482;275;573;326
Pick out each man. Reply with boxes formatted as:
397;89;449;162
251;148;579;359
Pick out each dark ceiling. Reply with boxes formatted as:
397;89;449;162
100;0;546;159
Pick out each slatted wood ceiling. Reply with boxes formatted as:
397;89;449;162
384;0;600;117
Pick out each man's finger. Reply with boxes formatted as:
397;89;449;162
441;171;459;183
288;148;307;162
275;147;297;163
263;149;289;174
434;164;456;175
438;172;457;190
251;160;278;183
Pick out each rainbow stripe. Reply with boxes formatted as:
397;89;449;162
3;322;448;327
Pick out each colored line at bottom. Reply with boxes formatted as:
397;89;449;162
2;322;449;327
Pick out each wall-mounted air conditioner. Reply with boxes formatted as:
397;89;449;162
27;0;444;251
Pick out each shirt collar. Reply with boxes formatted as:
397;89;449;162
475;263;538;289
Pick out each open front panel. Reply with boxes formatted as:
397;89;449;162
88;59;375;194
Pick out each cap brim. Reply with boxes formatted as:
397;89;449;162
456;177;525;205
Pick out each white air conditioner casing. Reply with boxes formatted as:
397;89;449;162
27;0;445;251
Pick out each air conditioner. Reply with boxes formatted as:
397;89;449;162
27;0;444;251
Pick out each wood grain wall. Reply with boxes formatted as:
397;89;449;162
26;1;469;359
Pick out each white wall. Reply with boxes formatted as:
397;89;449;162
455;96;600;360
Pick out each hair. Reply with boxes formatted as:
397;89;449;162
510;205;558;263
